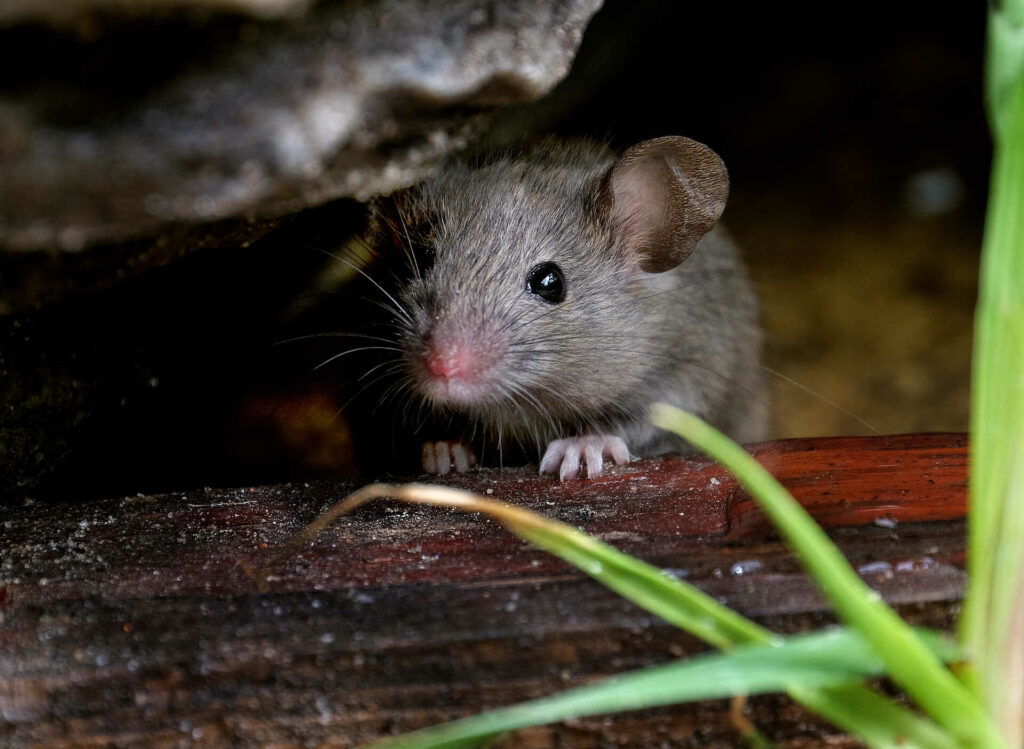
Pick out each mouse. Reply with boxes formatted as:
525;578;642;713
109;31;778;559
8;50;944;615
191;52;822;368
358;136;767;480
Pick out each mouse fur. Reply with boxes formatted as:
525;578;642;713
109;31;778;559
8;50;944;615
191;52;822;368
362;136;767;479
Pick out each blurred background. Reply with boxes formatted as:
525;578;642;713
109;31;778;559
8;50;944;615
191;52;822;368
0;0;990;502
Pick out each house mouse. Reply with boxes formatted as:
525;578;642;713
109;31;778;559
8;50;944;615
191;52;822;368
359;136;766;480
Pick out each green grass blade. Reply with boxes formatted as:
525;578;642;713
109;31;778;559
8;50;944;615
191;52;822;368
514;515;774;650
962;5;1024;738
364;628;959;749
298;484;955;749
650;404;1003;748
792;685;958;749
986;0;1024;140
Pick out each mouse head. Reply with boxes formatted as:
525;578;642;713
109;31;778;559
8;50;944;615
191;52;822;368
373;137;729;434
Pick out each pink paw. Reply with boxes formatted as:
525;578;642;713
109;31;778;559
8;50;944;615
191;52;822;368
421;441;477;475
539;435;630;480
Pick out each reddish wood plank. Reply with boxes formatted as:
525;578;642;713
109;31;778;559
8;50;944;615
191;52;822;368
0;434;969;748
729;432;968;539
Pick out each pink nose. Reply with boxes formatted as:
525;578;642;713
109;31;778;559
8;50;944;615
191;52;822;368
424;342;475;380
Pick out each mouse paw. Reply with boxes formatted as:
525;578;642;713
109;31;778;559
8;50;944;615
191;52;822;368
422;441;477;475
540;435;630;481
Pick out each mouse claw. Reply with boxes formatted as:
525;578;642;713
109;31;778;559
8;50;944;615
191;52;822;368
422;441;477;475
540;435;630;481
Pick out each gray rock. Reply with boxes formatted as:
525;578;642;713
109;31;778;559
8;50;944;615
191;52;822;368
0;0;602;254
0;0;315;29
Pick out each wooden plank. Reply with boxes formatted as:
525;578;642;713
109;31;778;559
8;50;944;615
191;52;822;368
1;434;968;747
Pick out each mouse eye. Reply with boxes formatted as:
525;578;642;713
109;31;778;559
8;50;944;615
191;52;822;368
526;262;566;304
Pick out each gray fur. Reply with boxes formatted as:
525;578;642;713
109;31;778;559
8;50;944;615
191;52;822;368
369;138;766;461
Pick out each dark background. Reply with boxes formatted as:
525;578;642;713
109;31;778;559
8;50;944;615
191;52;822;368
3;0;991;501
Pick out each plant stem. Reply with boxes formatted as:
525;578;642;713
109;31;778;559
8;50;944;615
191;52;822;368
960;19;1024;740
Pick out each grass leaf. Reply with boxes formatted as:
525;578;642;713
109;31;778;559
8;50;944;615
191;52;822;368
962;7;1024;739
363;628;958;749
650;403;1003;748
986;0;1024;140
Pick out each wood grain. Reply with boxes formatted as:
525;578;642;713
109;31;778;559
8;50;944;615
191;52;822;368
1;434;969;747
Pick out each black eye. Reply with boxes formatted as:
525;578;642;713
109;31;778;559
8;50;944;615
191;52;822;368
526;262;566;304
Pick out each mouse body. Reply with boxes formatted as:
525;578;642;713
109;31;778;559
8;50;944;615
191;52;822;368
363;136;766;479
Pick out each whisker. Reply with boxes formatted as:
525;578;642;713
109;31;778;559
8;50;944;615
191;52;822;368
358;359;404;383
334;368;405;420
274;332;397;346
318;249;413;325
758;364;882;435
393;197;422;281
314;346;403;370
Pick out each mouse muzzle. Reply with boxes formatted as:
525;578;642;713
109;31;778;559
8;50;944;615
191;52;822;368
410;325;510;410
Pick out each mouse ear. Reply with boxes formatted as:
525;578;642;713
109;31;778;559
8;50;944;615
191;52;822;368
601;136;729;273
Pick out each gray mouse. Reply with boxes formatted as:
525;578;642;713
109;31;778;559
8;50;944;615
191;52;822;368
363;136;766;480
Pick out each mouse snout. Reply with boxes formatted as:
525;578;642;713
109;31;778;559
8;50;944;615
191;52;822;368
413;324;509;408
423;339;477;381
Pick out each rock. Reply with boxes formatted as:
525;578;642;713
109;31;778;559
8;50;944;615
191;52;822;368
0;214;285;316
0;0;315;29
0;0;602;256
